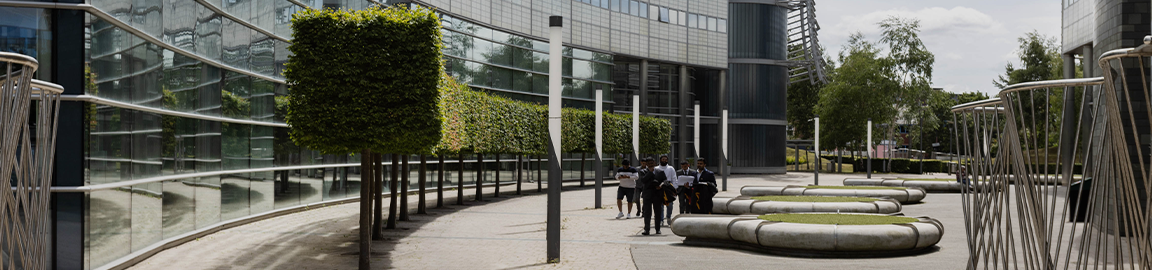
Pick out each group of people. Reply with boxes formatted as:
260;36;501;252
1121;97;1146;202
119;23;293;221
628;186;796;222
614;155;718;235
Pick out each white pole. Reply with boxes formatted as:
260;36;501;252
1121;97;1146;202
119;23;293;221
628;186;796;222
867;119;872;179
546;15;563;262
721;109;728;191
633;96;640;158
814;116;820;185
694;102;700;158
594;89;603;208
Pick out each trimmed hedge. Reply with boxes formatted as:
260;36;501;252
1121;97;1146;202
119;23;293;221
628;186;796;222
436;75;670;155
285;6;444;155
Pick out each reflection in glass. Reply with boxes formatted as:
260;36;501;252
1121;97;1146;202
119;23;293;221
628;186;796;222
195;6;223;61
221;18;250;69
194;175;222;229
162;179;195;238
0;7;52;79
131;182;163;252
87;189;131;268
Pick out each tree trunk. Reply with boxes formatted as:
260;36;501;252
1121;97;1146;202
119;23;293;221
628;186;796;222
372;153;383;240
517;155;523;195
437;155;444;208
476;153;484;201
387;154;398;229
457;154;464;205
399;155;410;221
580;153;586;187
536;155;542;192
494;155;501;197
418;154;427;214
358;150;372;269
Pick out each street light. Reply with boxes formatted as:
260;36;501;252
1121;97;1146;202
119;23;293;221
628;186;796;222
809;116;820;185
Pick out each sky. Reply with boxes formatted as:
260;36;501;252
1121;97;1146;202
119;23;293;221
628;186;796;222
815;0;1061;96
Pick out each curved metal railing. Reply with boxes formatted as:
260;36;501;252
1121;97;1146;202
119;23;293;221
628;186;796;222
1;51;63;270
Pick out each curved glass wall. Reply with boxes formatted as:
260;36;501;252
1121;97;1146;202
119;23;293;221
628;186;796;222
728;64;786;120
728;3;786;60
440;14;614;108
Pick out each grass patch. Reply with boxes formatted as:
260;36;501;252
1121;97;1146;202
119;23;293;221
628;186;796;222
807;185;907;190
751;195;878;203
759;213;920;225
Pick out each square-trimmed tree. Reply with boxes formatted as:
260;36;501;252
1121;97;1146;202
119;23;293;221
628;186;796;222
286;6;444;155
284;6;443;270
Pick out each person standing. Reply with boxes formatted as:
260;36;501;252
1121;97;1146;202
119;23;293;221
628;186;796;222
676;161;697;214
692;158;718;214
615;160;639;219
633;158;646;217
655;155;677;226
639;157;665;235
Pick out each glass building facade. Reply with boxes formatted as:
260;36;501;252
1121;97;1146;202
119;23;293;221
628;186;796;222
0;0;744;269
726;1;789;173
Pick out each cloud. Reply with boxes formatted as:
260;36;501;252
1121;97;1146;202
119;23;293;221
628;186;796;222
831;7;1007;40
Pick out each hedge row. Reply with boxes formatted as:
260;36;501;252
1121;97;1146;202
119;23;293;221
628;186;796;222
438;75;670;155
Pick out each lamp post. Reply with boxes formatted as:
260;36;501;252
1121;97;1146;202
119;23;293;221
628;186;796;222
546;15;563;262
594;89;603;209
867;118;872;179
814;115;820;185
721;109;729;191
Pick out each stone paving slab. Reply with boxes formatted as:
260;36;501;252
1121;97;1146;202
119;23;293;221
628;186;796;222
127;173;966;270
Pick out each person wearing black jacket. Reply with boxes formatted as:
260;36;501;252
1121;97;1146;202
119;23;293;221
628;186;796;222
639;158;666;235
692;158;718;214
676;161;697;214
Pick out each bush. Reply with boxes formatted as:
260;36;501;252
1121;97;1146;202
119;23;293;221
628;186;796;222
286;6;444;155
436;75;670;155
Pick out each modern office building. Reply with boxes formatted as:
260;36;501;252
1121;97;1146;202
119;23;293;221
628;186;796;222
1059;0;1149;233
0;0;798;269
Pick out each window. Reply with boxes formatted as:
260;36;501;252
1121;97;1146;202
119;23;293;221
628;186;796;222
669;10;678;24
630;1;639;16
611;0;620;12
707;17;717;31
718;19;727;33
688;14;698;28
640;2;648;18
620;0;629;14
678;10;686;26
659;7;668;23
650;5;658;20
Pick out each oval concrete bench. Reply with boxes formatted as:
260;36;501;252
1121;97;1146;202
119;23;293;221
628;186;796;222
711;196;901;214
740;185;927;203
670;214;943;257
845;178;967;193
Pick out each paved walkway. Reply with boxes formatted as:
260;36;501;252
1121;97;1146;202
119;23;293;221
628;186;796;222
128;172;969;270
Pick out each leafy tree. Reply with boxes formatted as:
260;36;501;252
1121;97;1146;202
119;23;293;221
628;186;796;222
815;33;901;150
815;16;938;155
994;31;1062;88
787;44;829;140
911;91;989;155
993;31;1068;149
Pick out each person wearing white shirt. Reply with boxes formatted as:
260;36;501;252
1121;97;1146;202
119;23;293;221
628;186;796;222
655;155;677;226
614;160;639;219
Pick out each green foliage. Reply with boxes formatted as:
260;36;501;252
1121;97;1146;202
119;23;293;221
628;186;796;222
285;5;444;155
221;90;250;119
758;213;920;225
435;75;670;155
816;33;900;149
994;31;1063;88
639;116;672;154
